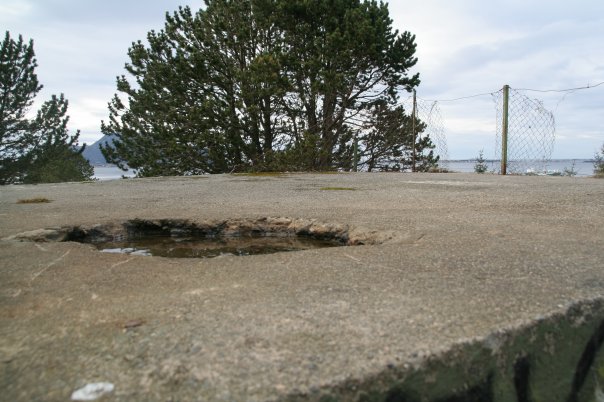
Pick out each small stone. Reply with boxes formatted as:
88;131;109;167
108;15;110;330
123;319;144;329
71;382;114;401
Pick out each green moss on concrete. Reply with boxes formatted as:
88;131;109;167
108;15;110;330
293;300;604;402
232;172;287;177
16;197;52;204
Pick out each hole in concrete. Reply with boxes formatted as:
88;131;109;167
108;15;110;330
61;218;355;258
8;217;403;258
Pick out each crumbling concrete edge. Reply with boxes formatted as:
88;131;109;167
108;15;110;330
284;297;604;402
1;217;414;247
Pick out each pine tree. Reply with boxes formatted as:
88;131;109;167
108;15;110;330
359;101;439;172
103;0;436;175
0;31;92;184
102;2;288;175
275;0;421;170
0;31;41;182
474;150;488;174
594;143;604;177
24;94;94;183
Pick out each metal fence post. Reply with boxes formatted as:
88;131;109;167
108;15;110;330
501;85;510;175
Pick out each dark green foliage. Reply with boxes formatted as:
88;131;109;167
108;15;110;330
23;144;94;184
23;94;94;183
0;31;41;182
274;0;420;170
103;0;437;176
102;2;285;175
359;101;438;172
594;143;604;177
0;31;93;184
474;150;488;174
406;134;440;172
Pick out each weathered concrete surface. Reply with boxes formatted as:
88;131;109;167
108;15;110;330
1;173;603;401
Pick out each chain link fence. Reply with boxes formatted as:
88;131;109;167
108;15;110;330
492;88;556;174
399;83;603;175
400;96;449;169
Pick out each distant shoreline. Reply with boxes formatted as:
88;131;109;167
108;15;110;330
441;159;596;163
91;159;597;168
93;159;598;180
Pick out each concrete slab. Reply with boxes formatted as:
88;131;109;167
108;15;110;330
1;173;603;401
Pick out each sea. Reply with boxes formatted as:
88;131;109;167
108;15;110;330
93;159;598;180
441;159;596;177
93;166;136;181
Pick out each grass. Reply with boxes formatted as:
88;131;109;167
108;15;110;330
320;187;356;191
232;171;344;177
17;197;52;204
231;172;287;177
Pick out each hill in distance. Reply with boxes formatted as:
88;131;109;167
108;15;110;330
82;135;116;165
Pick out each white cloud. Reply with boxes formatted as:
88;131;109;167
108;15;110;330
68;96;111;139
0;1;32;20
3;2;193;147
387;0;604;158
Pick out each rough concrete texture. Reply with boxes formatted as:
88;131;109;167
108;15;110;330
1;173;603;401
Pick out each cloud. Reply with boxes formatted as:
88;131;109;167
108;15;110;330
4;1;205;146
3;0;603;159
0;1;33;20
7;0;203;25
386;1;604;158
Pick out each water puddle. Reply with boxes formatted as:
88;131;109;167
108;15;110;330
94;235;341;258
11;218;396;259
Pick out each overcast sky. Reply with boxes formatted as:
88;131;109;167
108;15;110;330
2;0;603;159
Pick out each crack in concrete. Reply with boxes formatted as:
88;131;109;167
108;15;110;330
29;249;71;285
110;257;135;269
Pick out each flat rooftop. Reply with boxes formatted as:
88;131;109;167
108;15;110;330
1;173;603;401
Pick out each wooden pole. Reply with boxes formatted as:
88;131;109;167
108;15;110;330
501;85;510;175
353;133;358;172
411;89;417;173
